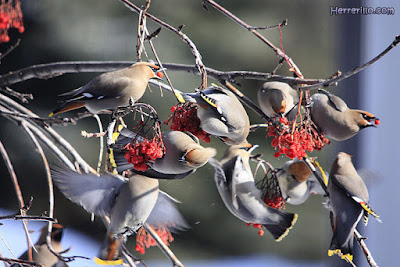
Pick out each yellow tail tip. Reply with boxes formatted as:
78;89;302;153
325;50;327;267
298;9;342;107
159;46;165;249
328;249;353;262
275;213;298;242
48;112;54;117
94;257;123;266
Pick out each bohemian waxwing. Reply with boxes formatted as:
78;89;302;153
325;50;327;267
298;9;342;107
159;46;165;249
327;152;380;262
257;81;299;119
208;143;298;241
51;169;187;265
110;128;217;179
14;224;67;267
176;85;250;145
276;159;326;205
49;62;163;116
310;90;378;141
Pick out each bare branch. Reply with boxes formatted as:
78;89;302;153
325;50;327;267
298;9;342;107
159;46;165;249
117;0;208;89
355;230;378;267
204;0;304;78
0;61;322;87
0;86;33;103
300;35;400;91
0;139;35;261
0;93;95;173
143;223;184;267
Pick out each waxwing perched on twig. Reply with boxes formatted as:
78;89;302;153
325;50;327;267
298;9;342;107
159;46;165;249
176;85;250;145
327;152;380;262
51;169;187;265
276;159;326;205
110;128;216;179
14;224;66;267
208;143;298;241
310;90;379;141
49;62;163;116
257;81;299;119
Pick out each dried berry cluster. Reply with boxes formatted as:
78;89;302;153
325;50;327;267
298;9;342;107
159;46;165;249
267;117;330;160
135;226;174;254
0;0;24;43
124;138;164;172
165;102;211;143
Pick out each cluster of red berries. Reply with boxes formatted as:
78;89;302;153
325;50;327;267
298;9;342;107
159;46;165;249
246;223;265;237
124;139;164;172
0;0;24;43
135;226;174;254
165;102;211;143
267;117;330;160
264;195;285;210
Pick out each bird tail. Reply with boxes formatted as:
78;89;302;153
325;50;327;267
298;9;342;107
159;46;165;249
94;233;125;265
108;126;145;173
263;211;298;242
49;102;85;117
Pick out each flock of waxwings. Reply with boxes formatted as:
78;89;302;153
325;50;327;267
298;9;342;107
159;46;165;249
15;62;381;266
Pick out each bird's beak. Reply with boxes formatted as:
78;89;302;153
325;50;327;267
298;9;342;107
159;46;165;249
152;68;167;80
248;144;259;153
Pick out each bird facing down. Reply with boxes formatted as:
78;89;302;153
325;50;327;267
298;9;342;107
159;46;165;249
178;85;250;145
51;169;187;265
310;91;378;141
208;143;298;241
110;128;217;179
327;152;380;262
257;81;299;119
49;62;163;116
276;159;326;205
15;224;65;267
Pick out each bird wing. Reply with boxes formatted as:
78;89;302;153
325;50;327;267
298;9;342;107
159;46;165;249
51;168;126;217
331;174;368;202
185;88;229;124
145;191;189;232
61;75;131;102
327;94;348;112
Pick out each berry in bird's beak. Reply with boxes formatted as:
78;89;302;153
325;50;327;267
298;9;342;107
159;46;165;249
157;72;163;78
374;119;380;126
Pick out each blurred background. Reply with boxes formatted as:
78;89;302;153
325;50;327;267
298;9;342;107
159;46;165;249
0;0;398;266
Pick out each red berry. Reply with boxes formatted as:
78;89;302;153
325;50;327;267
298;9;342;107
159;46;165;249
375;119;380;126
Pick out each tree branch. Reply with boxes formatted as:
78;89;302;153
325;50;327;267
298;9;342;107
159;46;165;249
117;0;208;89
204;0;303;78
143;223;184;267
300;35;400;91
0;61;323;87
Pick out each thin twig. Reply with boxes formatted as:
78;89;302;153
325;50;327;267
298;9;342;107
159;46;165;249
0;39;21;61
19;121;72;263
0;140;35;261
355;230;378;267
0;109;74;126
117;0;207;89
249;19;288;30
136;0;151;61
0;93;95;173
0;104;76;170
300;35;400;91
0;86;33;103
204;0;303;78
0;214;57;222
143;223;184;267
